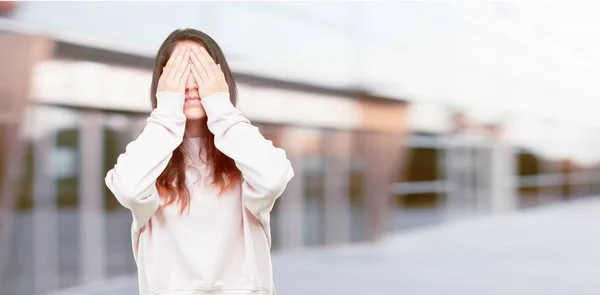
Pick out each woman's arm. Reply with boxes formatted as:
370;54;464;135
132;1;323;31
189;46;294;223
202;93;295;222
105;92;186;230
107;46;190;231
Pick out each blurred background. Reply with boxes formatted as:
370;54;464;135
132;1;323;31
1;1;600;295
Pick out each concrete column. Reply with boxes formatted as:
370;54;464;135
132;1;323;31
458;143;472;217
489;141;503;214
363;132;383;242
33;133;59;294
475;142;491;215
443;136;459;219
489;141;516;214
465;144;477;216
323;130;351;246
444;135;470;220
490;142;518;214
78;110;106;284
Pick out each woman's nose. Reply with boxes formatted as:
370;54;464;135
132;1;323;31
186;74;198;90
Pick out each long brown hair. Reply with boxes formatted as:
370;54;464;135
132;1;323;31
150;28;242;215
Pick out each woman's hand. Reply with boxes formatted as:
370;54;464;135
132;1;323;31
190;46;229;98
157;46;191;94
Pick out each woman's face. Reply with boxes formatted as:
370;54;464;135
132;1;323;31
171;40;205;120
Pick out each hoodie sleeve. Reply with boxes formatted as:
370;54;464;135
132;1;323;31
202;92;295;224
105;91;186;231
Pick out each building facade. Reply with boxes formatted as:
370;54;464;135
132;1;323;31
0;26;409;295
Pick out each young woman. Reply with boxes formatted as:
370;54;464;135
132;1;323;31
105;28;294;295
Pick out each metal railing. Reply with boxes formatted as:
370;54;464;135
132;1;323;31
392;134;600;216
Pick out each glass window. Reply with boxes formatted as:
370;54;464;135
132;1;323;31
517;150;541;208
349;131;366;242
9;105;83;292
55;127;80;210
298;128;325;247
15;141;34;212
399;147;440;208
51;107;81;289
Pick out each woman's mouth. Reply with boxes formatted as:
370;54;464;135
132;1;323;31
185;96;201;102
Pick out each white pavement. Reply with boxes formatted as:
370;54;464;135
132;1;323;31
47;198;600;295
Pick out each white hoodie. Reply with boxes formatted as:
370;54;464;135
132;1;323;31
105;91;294;295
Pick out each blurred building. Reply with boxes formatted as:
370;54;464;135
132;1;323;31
1;2;600;295
0;7;409;295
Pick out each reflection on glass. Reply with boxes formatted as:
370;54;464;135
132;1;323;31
7;141;34;295
400;147;440;207
303;152;325;246
391;146;441;231
349;131;366;242
56;128;79;210
296;128;325;246
52;108;81;289
9;105;84;292
15;142;34;211
517;150;540;208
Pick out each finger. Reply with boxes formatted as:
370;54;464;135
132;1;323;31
164;47;179;68
191;47;210;81
180;64;191;87
197;47;217;75
216;64;225;77
164;47;182;77
199;47;219;76
191;47;209;78
199;47;216;66
167;46;187;78
190;62;203;85
173;49;190;80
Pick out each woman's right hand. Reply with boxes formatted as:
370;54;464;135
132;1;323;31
156;46;191;94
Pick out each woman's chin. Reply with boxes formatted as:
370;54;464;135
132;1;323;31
184;110;207;120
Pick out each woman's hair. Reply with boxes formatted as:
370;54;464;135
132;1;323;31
150;28;242;215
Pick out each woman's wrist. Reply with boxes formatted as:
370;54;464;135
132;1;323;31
155;92;186;115
201;92;233;117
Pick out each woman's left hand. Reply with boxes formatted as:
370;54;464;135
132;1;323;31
190;46;229;98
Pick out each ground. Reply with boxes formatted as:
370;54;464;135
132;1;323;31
46;198;600;295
